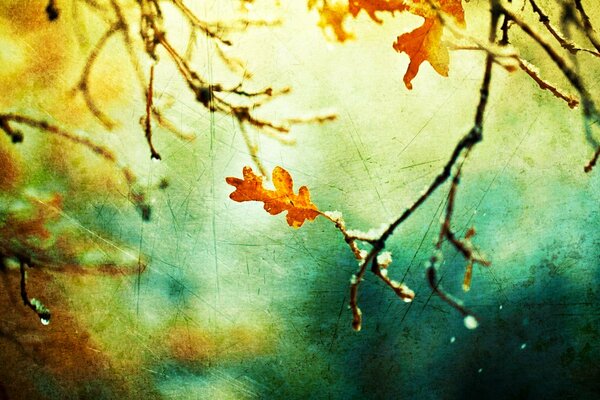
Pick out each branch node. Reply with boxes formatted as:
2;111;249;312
45;0;59;21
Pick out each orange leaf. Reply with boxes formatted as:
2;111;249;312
348;0;409;23
226;166;321;228
393;0;465;89
393;17;448;89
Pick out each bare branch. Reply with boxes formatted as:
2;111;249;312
517;57;579;108
341;2;502;330
171;0;233;45
502;5;600;154
19;259;51;324
528;0;600;57
142;64;161;160
574;0;600;53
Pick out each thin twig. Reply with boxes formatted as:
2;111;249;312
503;4;600;157
436;150;490;293
19;259;51;324
171;0;232;45
574;0;600;53
75;22;123;129
528;0;600;57
425;260;475;320
108;0;148;101
584;145;600;173
517;57;579;108
151;108;196;141
143;64;161;160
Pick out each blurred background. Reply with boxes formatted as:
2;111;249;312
0;0;598;398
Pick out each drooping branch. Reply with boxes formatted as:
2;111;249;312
19;258;52;324
425;260;478;328
449;39;582;112
345;2;501;331
435;150;490;293
516;57;579;108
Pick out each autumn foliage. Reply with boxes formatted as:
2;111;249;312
227;166;417;331
226;166;321;228
310;0;465;88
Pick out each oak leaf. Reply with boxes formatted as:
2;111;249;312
319;5;354;42
393;0;465;89
393;17;448;89
226;166;321;228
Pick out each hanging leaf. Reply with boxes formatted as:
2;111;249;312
393;17;448;89
226;166;321;228
393;0;465;89
310;0;466;88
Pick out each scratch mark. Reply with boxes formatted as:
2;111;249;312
345;111;389;215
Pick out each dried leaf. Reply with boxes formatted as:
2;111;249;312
393;0;465;89
393;17;448;89
226;166;321;228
